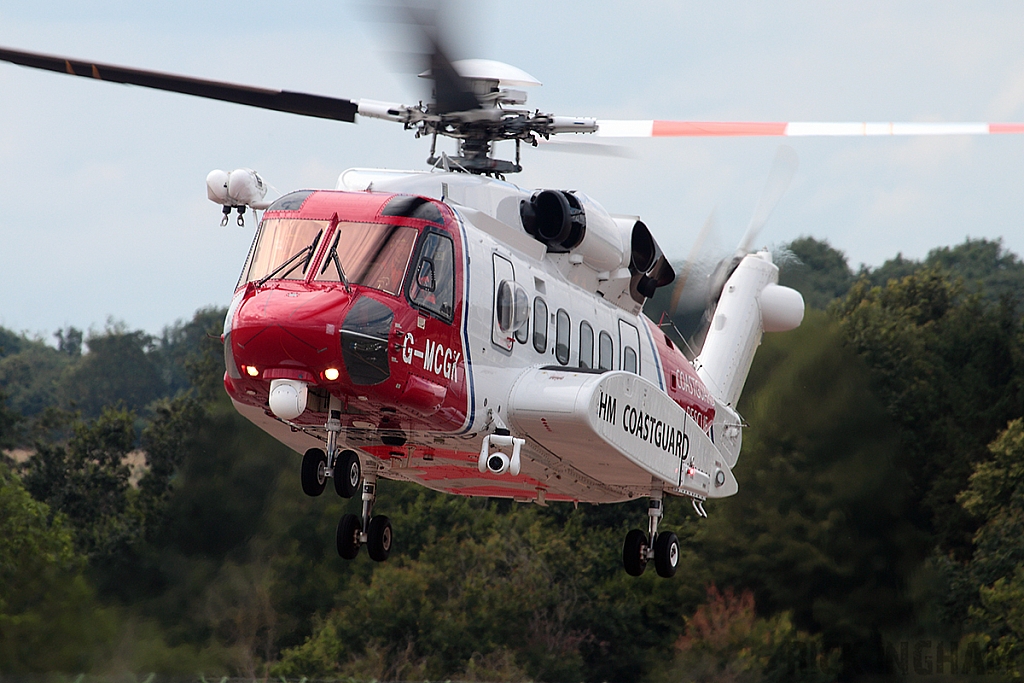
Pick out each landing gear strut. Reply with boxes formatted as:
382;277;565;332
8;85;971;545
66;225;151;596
299;397;360;498
336;471;393;562
622;489;680;578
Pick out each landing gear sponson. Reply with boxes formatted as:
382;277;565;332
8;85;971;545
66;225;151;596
622;486;681;578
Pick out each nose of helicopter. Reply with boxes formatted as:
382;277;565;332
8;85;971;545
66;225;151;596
226;283;395;398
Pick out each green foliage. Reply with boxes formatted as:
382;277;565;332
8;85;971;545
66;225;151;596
136;395;204;537
64;326;165;417
777;237;855;310
0;389;20;450
6;237;1024;678
833;268;1024;557
970;566;1024;679
0;462;116;673
696;313;926;672
20;407;141;563
954;419;1024;674
0;337;74;418
649;585;840;683
272;497;621;682
151;306;228;401
864;238;1024;307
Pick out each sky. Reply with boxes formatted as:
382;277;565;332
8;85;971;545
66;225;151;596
2;0;1024;337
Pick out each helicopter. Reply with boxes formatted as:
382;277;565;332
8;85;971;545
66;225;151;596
3;7;1024;578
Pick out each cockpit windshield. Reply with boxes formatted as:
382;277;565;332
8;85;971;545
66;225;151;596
242;219;328;284
315;222;418;296
240;218;421;296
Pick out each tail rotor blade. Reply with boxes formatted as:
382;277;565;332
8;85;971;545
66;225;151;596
737;145;798;254
669;209;718;315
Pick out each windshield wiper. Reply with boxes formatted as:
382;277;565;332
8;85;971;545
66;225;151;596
256;229;323;287
319;230;352;293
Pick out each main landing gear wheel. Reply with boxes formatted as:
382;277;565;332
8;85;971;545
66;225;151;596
622;529;649;577
334;450;361;499
654;531;680;578
366;515;393;562
301;448;328;497
336;513;361;559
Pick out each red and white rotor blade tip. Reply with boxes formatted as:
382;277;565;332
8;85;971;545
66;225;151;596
594;120;1024;138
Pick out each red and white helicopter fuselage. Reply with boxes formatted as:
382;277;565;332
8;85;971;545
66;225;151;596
221;169;804;538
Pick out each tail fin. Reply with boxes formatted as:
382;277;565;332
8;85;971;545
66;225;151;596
695;251;803;468
695;250;803;412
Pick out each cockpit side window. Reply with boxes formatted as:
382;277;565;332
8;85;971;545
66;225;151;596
408;230;456;322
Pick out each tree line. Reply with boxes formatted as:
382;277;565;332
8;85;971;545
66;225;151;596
1;237;1024;680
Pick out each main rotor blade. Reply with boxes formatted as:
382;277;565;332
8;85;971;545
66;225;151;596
595;120;1024;138
0;46;358;123
382;1;480;115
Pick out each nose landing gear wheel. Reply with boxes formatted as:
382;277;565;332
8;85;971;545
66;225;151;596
336;513;361;560
622;529;649;576
654;531;680;578
301;448;328;497
366;515;393;562
334;450;361;498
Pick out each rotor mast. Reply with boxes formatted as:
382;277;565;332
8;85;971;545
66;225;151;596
357;59;597;175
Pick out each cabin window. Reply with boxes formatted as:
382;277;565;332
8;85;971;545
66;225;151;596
555;309;571;365
315;222;418;295
623;346;638;374
533;298;548;353
243;218;329;284
515;317;530;345
619;320;641;375
408;231;456;322
579;321;594;369
599;331;614;370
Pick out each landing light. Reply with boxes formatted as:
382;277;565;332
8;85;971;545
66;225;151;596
324;368;340;381
244;365;260;377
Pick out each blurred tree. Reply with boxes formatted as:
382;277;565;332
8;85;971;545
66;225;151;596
62;326;165;417
54;326;83;358
924;238;1024;306
697;313;925;675
0;462;115;672
777;236;855;310
954;419;1024;675
20;408;140;566
833;269;1024;557
0;339;73;420
0;326;24;359
0;389;20;451
151;307;227;400
648;585;840;683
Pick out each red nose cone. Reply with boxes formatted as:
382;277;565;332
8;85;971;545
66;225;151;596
231;282;352;381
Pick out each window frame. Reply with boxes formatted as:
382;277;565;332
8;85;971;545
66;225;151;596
406;227;457;323
579;321;594;369
555;309;571;365
533;297;548;353
598;331;614;370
